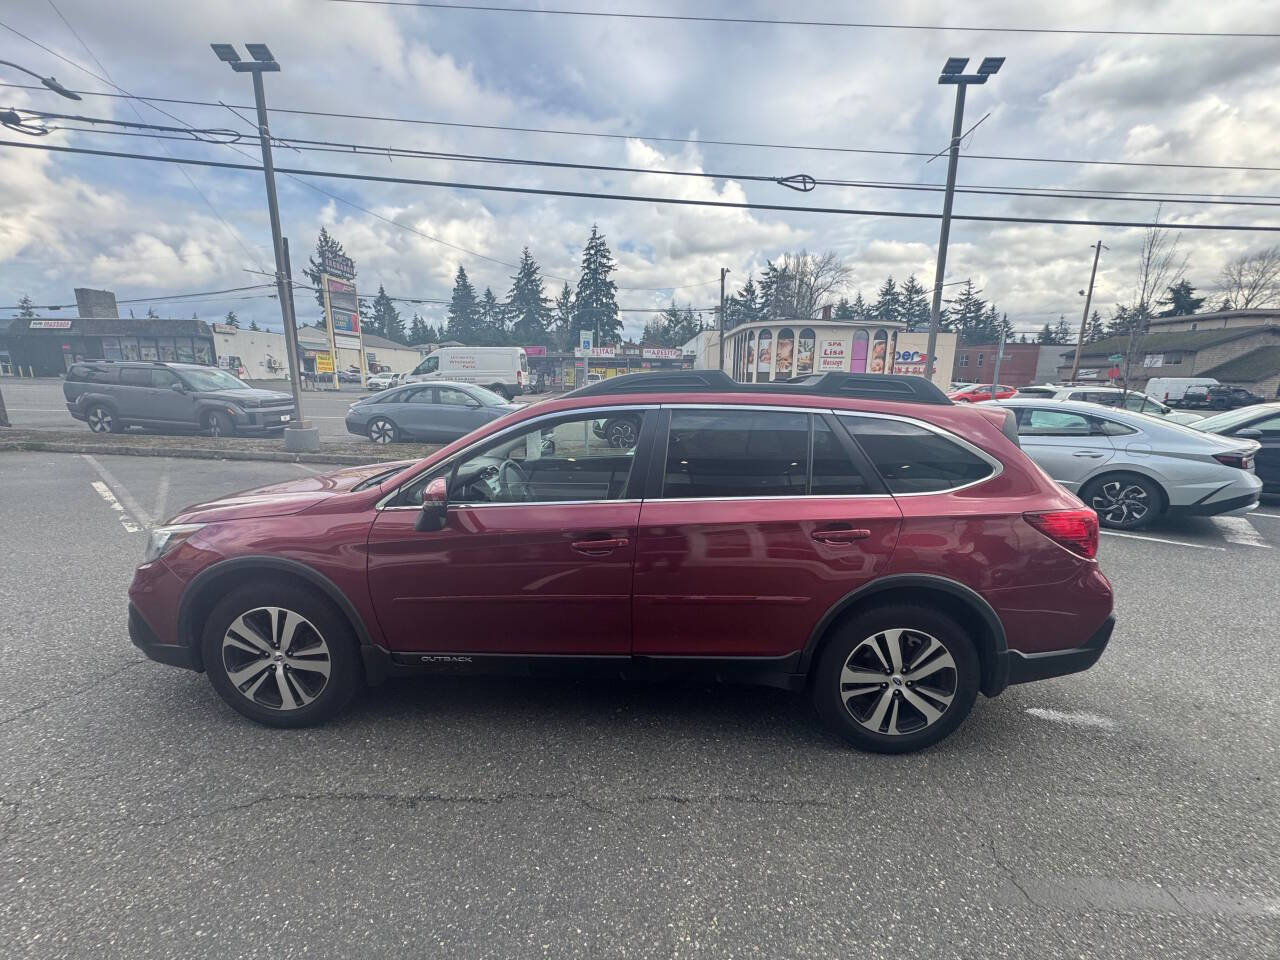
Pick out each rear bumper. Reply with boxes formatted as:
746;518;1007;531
1167;491;1260;517
1005;614;1114;685
129;603;200;671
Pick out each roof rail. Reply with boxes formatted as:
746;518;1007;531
564;370;951;404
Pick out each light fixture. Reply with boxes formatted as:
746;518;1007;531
245;43;274;63
210;43;240;63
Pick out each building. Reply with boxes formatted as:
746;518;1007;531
1146;308;1280;333
953;342;1043;387
1058;324;1280;396
0;316;216;377
210;323;290;379
718;311;956;388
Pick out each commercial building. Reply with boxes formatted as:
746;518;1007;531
0;316;216;377
951;342;1061;388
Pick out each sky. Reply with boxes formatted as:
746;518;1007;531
2;0;1280;339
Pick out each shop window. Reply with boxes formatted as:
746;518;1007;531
745;330;756;383
775;327;794;381
157;338;178;362
193;341;212;364
176;338;195;363
121;339;141;361
756;330;773;383
870;329;888;374
851;330;869;373
139;338;159;361
101;337;122;360
796;328;816;376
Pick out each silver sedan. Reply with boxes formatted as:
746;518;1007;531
995;398;1262;530
345;381;521;445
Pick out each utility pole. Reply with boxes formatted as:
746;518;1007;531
926;57;1004;379
990;320;1006;394
718;267;730;372
1070;241;1106;382
212;42;318;451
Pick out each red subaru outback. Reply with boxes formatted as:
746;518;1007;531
128;371;1113;753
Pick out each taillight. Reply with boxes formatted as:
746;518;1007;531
517;370;523;385
1024;509;1099;559
1213;452;1253;469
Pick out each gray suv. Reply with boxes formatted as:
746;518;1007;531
64;361;296;437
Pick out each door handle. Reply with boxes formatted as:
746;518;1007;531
1072;451;1106;458
812;528;872;544
571;537;629;554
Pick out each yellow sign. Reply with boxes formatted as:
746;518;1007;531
314;353;335;374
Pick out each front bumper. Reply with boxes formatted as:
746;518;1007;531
1005;614;1114;685
231;407;295;433
129;603;200;671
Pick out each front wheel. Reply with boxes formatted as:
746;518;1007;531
85;403;124;434
203;410;234;438
368;417;398;444
1081;472;1161;530
812;605;979;754
604;417;639;448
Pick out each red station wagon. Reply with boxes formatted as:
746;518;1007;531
128;371;1114;753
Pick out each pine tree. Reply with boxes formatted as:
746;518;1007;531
446;266;481;342
1107;305;1138;338
477;288;509;346
850;292;871;321
249;319;261;331
644;302;702;348
1018;333;1029;344
551;282;575;350
573;225;620;343
947;280;988;343
726;277;762;328
224;310;240;328
1084;310;1106;343
832;296;855;321
1035;323;1056;345
873;277;902;326
1053;315;1073;345
370;286;404;342
145;307;159;319
508;247;550;345
17;294;36;317
1157;279;1205;317
899;275;930;331
408;313;429;345
304;227;354;311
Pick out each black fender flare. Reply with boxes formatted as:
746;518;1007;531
797;574;1010;696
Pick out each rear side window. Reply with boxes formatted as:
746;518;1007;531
67;364;115;384
118;367;151;386
663;410;808;498
840;415;995;494
811;419;871;495
151;369;180;388
1018;409;1093;436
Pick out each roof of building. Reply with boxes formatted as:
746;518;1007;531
1069;325;1280;361
1196;345;1280;384
5;317;213;337
294;323;419;351
1148;308;1280;327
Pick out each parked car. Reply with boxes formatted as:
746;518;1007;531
1042;386;1204;425
366;371;397;391
1146;376;1218;405
404;346;528;399
64;360;295;437
1193;402;1280;495
129;370;1115;754
337;369;363;384
1178;384;1265;411
591;413;641;447
345;381;520;444
1014;384;1062;398
947;383;1015;403
996;397;1261;530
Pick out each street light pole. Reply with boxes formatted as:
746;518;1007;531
1070;241;1107;382
926;57;1003;385
718;267;730;372
212;42;318;452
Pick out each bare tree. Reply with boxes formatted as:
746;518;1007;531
761;250;852;319
1216;245;1280;309
1122;209;1188;388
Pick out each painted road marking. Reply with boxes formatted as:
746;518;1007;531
1248;511;1280;520
91;481;142;534
289;462;323;474
1024;708;1119;731
152;469;170;524
1209;515;1271;548
1100;530;1225;550
81;454;153;530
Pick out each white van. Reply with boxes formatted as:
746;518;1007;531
404;346;528;399
1145;376;1218;404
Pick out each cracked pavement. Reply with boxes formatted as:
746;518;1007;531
1;451;1278;959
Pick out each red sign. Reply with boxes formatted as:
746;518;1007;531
1107;366;1121;379
523;345;547;357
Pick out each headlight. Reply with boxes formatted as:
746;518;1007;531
143;524;205;564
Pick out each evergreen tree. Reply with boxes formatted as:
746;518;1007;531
643;302;701;348
249;319;261;331
574;225;620;344
899;275;931;330
446;266;481;342
507;247;550;344
1053;315;1073;345
1018;332;1029;344
1157;279;1205;317
17;294;36;317
477;288;509;346
408;313;429;345
873;277;902;326
224;310;240;328
832;296;855;320
1035;323;1056;345
726;277;762;328
304;227;354;311
1107;305;1139;337
850;291;871;321
1084;310;1106;343
145;307;159;319
551;282;575;350
947;280;988;343
370;285;404;342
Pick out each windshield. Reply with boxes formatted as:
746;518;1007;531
179;368;251;391
1193;405;1276;432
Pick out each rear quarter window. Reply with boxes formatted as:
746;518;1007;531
839;415;996;494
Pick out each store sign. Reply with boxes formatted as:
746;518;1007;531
579;330;594;352
322;275;361;336
314;353;335;374
1143;354;1164;368
211;322;238;334
321;251;355;279
893;349;930;376
1077;368;1100;379
574;346;616;358
523;345;547;357
28;320;72;329
334;333;361;351
642;347;682;360
817;338;847;372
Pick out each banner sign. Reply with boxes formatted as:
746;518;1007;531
642;347;682;360
314;353;335;374
28;319;72;329
321;251;355;279
795;334;815;375
817;338;847;372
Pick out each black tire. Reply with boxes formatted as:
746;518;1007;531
368;416;398;444
203;409;235;438
490;383;512;402
85;403;124;434
1080;471;1162;530
201;580;363;728
604;417;640;449
812;605;979;754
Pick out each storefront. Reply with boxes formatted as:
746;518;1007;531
0;317;216;377
524;345;693;390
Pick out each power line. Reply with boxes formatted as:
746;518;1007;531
8;138;1280;233
8;80;1280;175
323;0;1280;39
6;242;272;267
3;283;277;311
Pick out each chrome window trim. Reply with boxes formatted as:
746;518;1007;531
376;403;658;510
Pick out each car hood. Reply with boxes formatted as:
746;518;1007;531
201;388;293;404
169;459;415;523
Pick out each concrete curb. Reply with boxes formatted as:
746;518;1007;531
0;438;384;466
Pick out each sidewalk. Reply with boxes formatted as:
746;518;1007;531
0;427;438;466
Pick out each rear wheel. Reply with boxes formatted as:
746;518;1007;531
604;417;639;448
490;383;512;401
203;409;234;438
85;403;123;434
1081;472;1161;530
201;581;363;727
812;605;979;754
368;417;398;444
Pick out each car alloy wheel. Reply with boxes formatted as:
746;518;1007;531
204;410;233;438
369;418;396;444
221;606;332;712
838;628;958;736
606;419;638;448
87;405;113;433
1090;480;1150;528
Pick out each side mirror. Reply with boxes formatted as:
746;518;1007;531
1236;428;1263;440
170;382;186;392
415;476;448;532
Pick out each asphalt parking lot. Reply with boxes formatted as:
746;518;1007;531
1;450;1278;959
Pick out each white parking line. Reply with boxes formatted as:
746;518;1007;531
1100;530;1225;550
1208;516;1271;548
289;462;322;474
1249;511;1280;520
81;454;153;529
90;481;142;534
1024;708;1118;731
